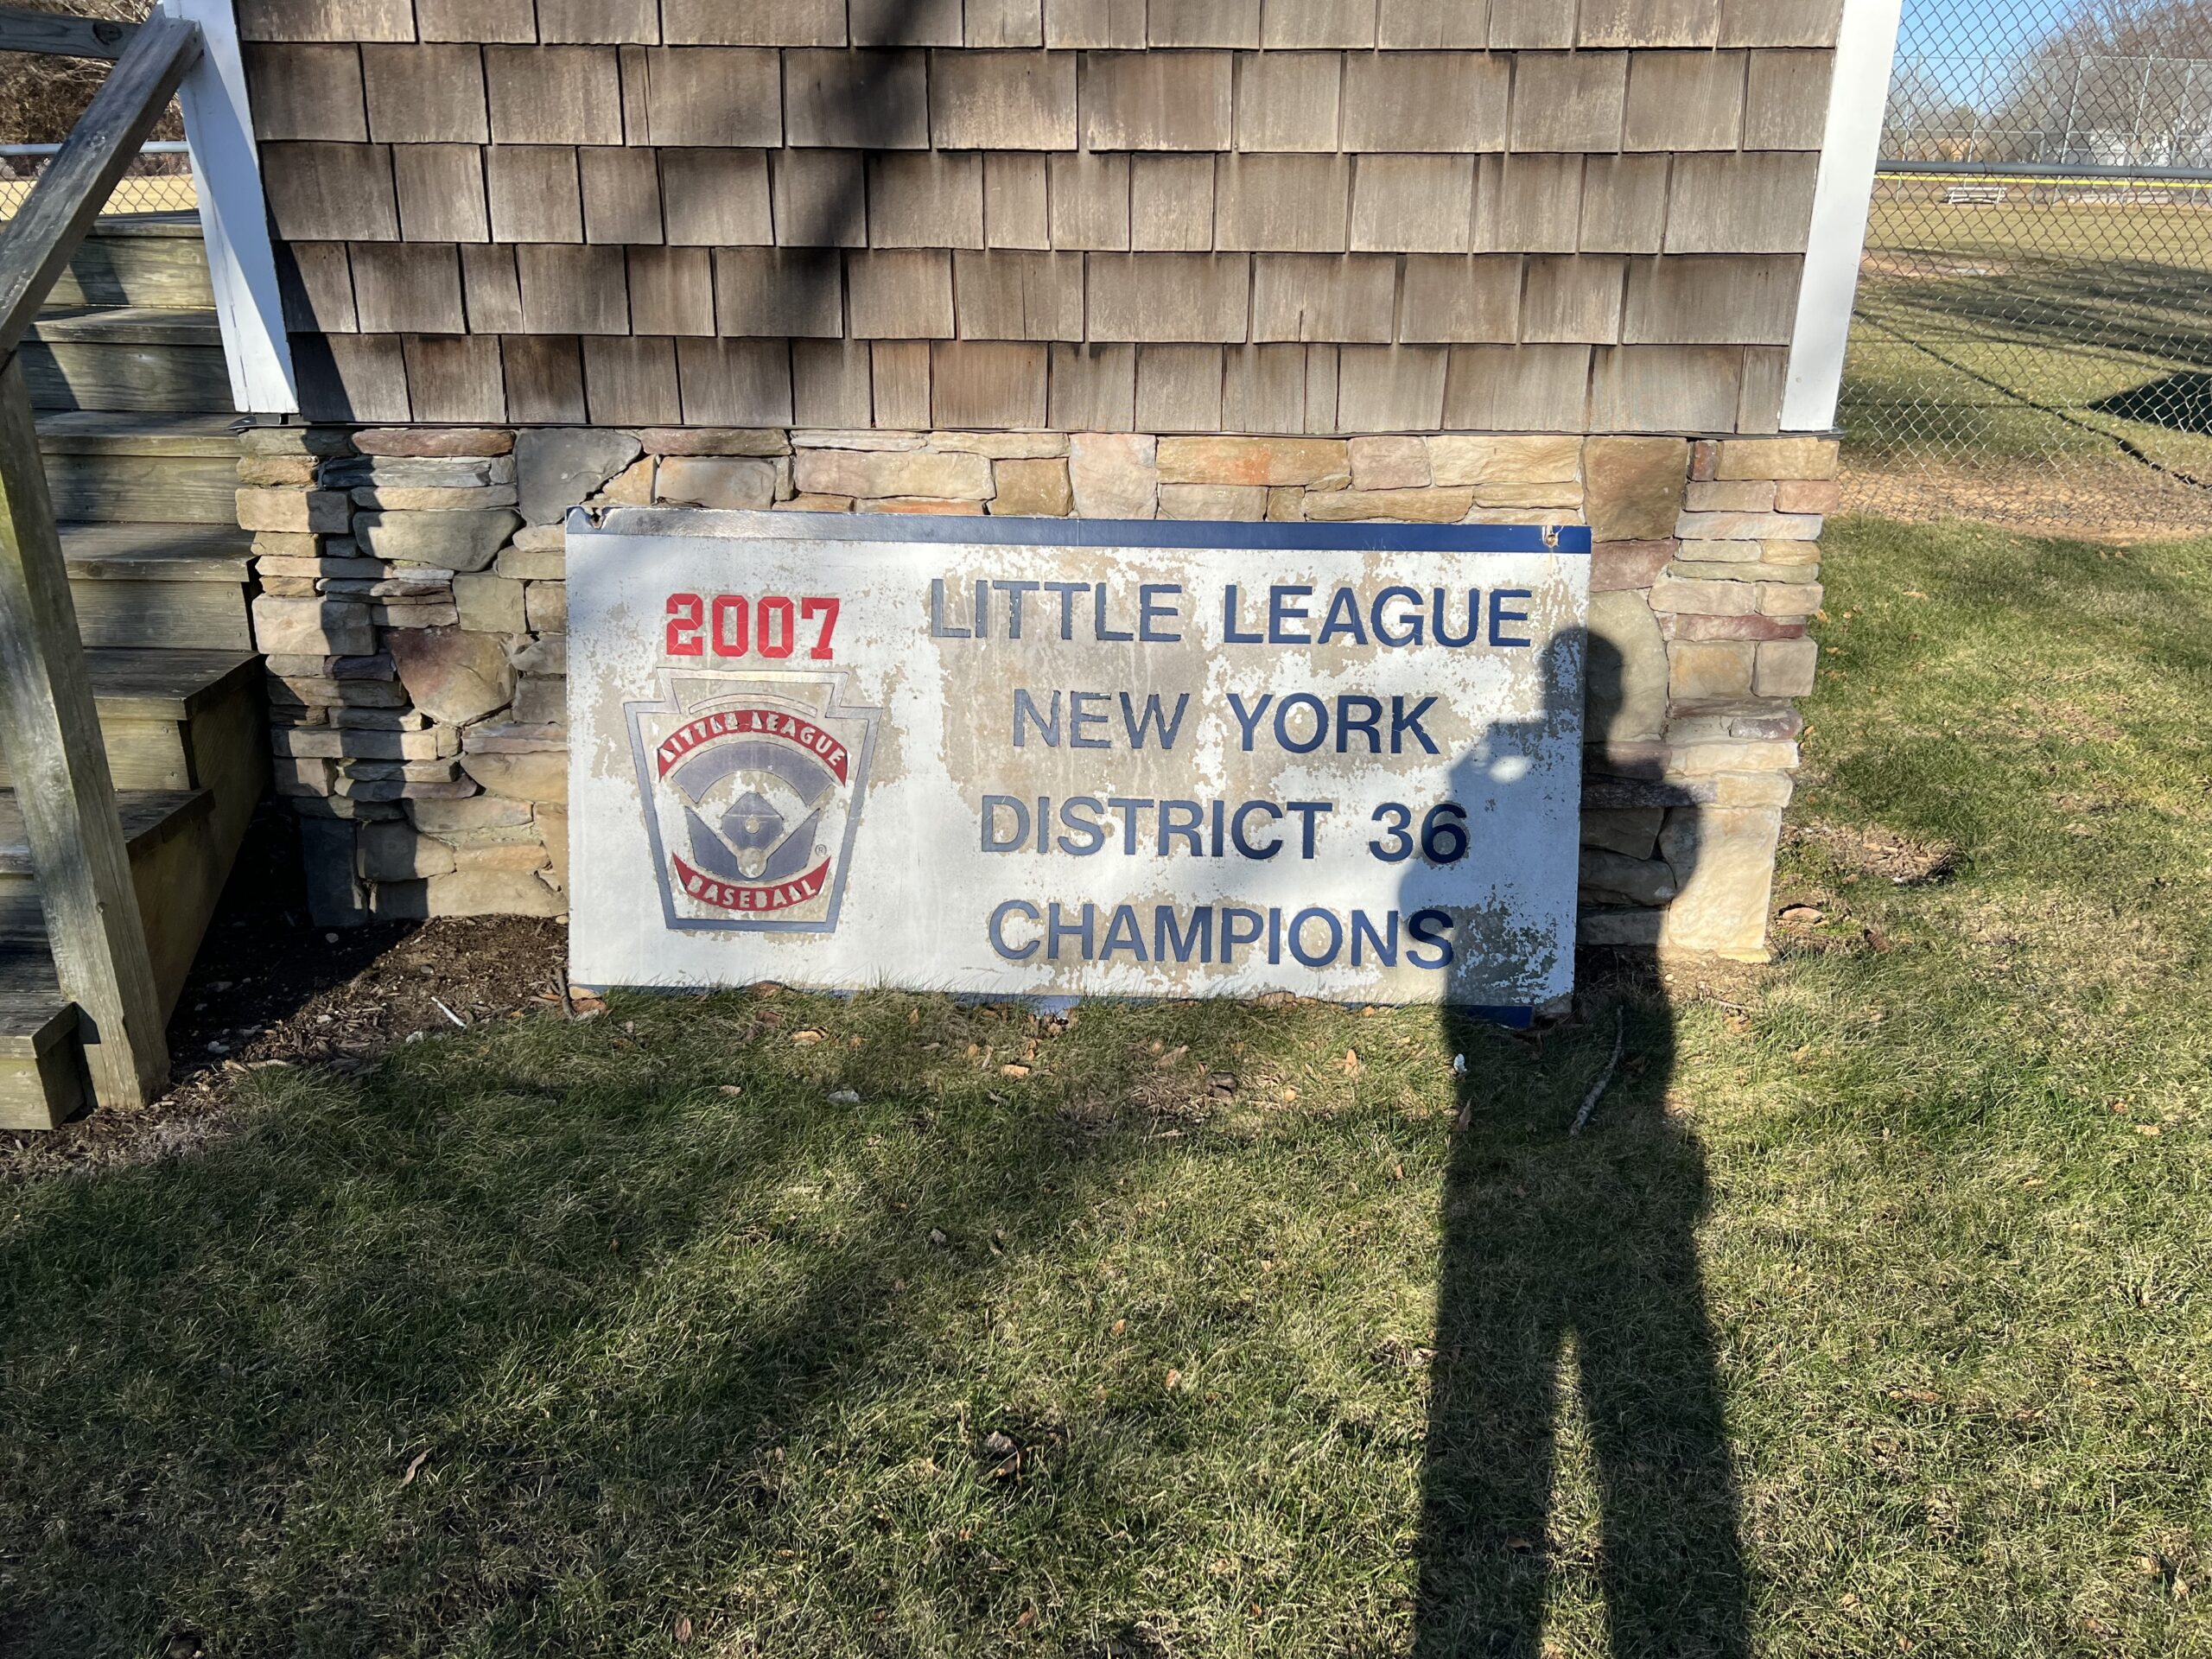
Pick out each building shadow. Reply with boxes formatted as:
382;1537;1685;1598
1413;632;1749;1657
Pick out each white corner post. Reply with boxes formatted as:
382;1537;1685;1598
1782;0;1905;433
161;0;296;414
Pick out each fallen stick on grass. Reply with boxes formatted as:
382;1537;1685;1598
1570;1006;1627;1137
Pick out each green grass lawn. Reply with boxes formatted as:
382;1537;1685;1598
5;518;2212;1656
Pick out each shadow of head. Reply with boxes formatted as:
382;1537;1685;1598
2089;372;2212;435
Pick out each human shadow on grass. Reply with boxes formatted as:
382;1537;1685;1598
1413;632;1749;1658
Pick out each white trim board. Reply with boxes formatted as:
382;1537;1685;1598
162;0;297;414
1783;0;1905;433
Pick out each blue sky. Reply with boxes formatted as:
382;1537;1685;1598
1897;0;2085;101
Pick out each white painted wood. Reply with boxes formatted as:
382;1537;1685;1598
1782;0;1905;434
162;0;298;415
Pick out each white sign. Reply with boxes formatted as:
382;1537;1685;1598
569;511;1590;1014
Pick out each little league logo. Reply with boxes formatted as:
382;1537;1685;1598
626;671;880;933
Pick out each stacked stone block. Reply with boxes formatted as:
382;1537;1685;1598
244;420;1836;959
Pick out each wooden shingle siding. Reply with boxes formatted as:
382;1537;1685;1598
246;4;1847;435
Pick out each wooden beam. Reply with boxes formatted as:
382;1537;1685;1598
0;354;167;1109
0;10;200;359
0;5;135;60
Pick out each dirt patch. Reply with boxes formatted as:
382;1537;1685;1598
3;810;570;1183
1789;818;1961;889
1842;461;2212;543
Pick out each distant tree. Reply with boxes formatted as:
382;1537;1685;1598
1885;61;1989;160
1985;0;2212;165
0;0;176;152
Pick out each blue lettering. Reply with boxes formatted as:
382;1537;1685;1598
992;579;1041;639
1069;691;1111;748
1274;693;1327;754
929;578;970;639
989;899;1040;961
1319;587;1370;646
1047;902;1096;961
1101;905;1147;961
1288;907;1344;969
1159;800;1204;856
1337;695;1383;753
1231;801;1283;860
1408;908;1455;969
1287;800;1333;859
1121;691;1190;750
1013;688;1059;748
1155;906;1214;964
1373;587;1425;647
1057;797;1108;856
982;796;1030;853
1094;585;1133;643
1352;911;1398;967
1045;582;1086;640
1223;585;1264;645
1221;907;1266;963
1227;691;1271;752
1490;589;1534;648
1390;696;1441;756
1434;587;1480;648
1268;584;1314;645
1139;583;1183;643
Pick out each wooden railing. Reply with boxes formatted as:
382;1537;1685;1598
0;7;204;1109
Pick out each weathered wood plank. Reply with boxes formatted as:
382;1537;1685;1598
68;577;252;651
41;450;241;523
0;4;135;60
0;354;168;1107
0;11;202;357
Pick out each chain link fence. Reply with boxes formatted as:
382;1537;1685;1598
1845;0;2212;535
0;139;196;222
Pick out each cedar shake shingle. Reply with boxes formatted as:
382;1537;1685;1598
953;251;1085;340
1251;254;1397;342
1263;0;1377;48
1342;53;1510;152
1215;154;1351;253
1084;53;1234;149
1043;0;1145;48
1131;155;1218;251
392;144;490;243
1047;152;1132;250
416;0;534;42
931;51;1078;149
245;44;367;141
264;143;399;241
662;0;845;46
580;148;664;245
238;0;414;41
784;49;929;147
1088;254;1250;342
1623;50;1746;150
867;152;987;248
715;249;845;338
1351;155;1474;252
660;149;774;245
678;339;795;425
1398;255;1522;344
1580;0;1722;47
775;150;868;248
363;44;490;143
1510;51;1628;150
483;47;621;144
1745;51;1835;149
1235;53;1342;152
637;48;783;146
537;0;658;43
485;146;583;243
846;251;957;338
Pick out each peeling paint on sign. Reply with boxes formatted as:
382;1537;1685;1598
569;511;1591;1013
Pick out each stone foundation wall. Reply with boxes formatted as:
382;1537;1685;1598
243;423;1838;959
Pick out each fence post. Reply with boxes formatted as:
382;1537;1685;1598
0;355;168;1106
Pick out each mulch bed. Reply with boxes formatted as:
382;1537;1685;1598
3;809;570;1182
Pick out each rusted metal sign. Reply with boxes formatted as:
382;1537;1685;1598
569;511;1590;1014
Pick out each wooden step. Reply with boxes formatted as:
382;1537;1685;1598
37;410;242;525
22;305;238;415
0;649;265;855
0;790;218;1132
61;521;254;652
42;212;213;309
